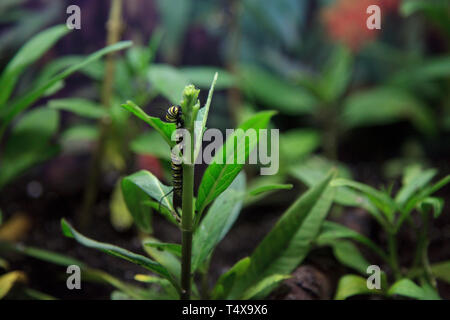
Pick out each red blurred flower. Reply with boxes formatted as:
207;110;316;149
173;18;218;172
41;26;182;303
137;154;163;180
321;0;399;52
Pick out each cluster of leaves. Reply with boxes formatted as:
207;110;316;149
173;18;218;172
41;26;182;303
58;78;338;300
318;166;450;300
0;25;131;189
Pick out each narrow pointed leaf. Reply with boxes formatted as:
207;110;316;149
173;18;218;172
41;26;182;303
196;111;275;214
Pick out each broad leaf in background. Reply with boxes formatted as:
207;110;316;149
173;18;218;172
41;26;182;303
122;170;174;233
389;56;450;92
319;45;353;103
342;88;436;136
48;98;108;119
0;25;70;105
181;67;234;90
155;0;191;63
147;64;190;104
228;172;335;299
335;274;383;300
240;65;317;115
196;111;275;215
131;131;171;160
279;129;320;165
0;107;59;189
192;173;246;271
242;0;304;48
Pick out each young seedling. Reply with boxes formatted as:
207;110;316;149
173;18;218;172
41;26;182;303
323;166;450;300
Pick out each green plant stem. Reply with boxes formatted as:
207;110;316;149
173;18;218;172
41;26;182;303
387;231;401;280
78;0;123;228
181;163;194;300
414;212;436;288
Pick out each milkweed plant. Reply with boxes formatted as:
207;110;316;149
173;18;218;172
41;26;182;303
60;74;337;300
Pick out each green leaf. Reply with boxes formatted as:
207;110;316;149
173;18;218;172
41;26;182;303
48;98;108;119
193;72;217;161
121;100;175;146
241;274;290;300
329;241;371;275
342;88;436;135
155;0;191;61
401;175;450;226
1;41;132;134
143;241;181;258
130;131;171;160
388;279;441;300
60;125;98;145
431;261;450;284
279;129;320;164
0;271;27;299
417;197;444;218
390;56;450;89
196;111;275;214
228;172;335;299
212;257;251;300
0;107;59;189
240;65;317;115
249;184;293;196
142;237;181;282
331;178;396;223
60;219;175;285
0;25;70;105
7;243;149;300
147;64;190;104
14;244;86;267
395;168;437;207
319;45;353;102
181;67;234;90
291;158;382;222
122;170;174;233
335;274;383;300
192;173;246;271
110;180;134;232
317;221;388;262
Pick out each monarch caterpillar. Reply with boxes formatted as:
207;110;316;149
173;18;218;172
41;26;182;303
165;105;183;211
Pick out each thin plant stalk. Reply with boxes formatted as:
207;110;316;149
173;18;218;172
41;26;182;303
79;0;123;228
180;97;196;299
387;231;401;280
